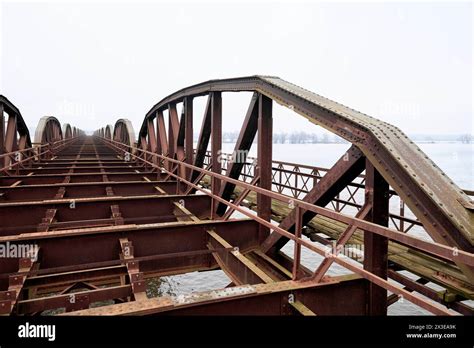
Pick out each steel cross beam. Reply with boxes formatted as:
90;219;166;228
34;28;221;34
0;180;177;202
207;230;274;285
16;284;132;315
0;193;213;235
63;275;369;316
0;219;261;273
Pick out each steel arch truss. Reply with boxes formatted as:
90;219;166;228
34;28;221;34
95;124;113;139
1;76;472;317
62;123;73;139
0;95;33;172
89;77;474;316
113;119;135;148
136;76;473;254
34;116;63;144
0;97;82;174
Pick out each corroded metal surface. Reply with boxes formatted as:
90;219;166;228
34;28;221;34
1;77;473;316
138;76;473;254
0;95;32;148
113;119;135;147
34;116;63;144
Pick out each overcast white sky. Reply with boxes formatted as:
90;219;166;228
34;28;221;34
0;0;472;136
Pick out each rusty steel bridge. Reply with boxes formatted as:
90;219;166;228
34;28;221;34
0;76;473;316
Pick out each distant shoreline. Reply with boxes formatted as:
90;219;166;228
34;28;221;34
27;127;473;145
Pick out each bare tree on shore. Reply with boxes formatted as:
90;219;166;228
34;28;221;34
458;134;473;144
221;131;348;144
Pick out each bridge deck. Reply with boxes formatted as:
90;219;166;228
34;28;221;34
0;136;372;315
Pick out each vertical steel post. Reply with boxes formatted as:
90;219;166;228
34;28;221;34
257;94;273;243
168;103;179;166
364;160;389;315
292;205;302;280
4;114;17;169
184;97;193;180
147;118;157;166
0;104;4;169
399;199;405;232
156;110;168;170
140;136;148;168
211;92;222;216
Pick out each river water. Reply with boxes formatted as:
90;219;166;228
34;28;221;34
153;142;473;315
